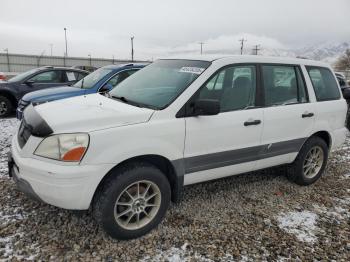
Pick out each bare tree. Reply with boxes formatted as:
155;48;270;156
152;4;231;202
335;49;350;71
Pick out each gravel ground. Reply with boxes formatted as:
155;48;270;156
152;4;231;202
0;117;350;261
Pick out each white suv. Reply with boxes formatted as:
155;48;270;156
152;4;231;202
8;56;348;239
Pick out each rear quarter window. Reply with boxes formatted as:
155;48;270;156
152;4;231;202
306;66;340;101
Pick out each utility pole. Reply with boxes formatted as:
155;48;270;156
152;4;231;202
112;55;115;64
64;28;68;57
4;48;10;72
252;45;260;55
199;42;204;55
131;36;134;62
37;50;45;67
238;38;247;55
49;44;53;56
88;54;92;66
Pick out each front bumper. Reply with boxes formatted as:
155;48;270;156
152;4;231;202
9;136;114;210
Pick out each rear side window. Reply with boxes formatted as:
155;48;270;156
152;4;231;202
306;67;340;101
262;65;307;106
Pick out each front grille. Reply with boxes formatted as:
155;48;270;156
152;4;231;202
17;99;30;111
17;120;31;148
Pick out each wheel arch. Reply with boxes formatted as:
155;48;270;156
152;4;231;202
92;154;184;206
310;130;332;149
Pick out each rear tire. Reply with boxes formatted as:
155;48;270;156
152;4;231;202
93;162;171;240
287;136;328;186
0;96;12;117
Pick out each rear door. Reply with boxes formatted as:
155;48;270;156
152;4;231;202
306;66;346;148
183;64;264;185
257;64;315;169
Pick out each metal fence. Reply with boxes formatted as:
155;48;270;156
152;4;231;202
0;52;148;73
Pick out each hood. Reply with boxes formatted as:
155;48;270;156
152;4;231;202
34;93;155;133
22;86;84;102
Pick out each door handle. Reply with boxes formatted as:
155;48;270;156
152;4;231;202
244;120;261;126
302;112;314;118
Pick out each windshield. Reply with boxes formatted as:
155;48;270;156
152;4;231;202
74;67;112;89
8;68;40;83
109;60;210;109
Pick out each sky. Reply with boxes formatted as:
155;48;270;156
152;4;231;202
0;0;349;60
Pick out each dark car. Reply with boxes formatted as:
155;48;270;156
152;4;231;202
0;66;88;117
71;65;98;72
16;64;147;119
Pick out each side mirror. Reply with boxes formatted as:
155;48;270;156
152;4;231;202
25;80;35;86
343;88;350;100
193;99;220;116
99;83;113;93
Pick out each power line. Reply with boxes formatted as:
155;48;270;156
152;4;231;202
238;38;247;55
252;45;261;55
199;42;204;55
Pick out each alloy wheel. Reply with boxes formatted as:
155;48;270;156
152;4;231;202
303;146;324;178
114;180;161;230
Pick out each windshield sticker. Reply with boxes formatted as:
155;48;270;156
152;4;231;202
179;67;205;74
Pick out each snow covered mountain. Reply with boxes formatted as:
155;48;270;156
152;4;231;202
259;42;350;64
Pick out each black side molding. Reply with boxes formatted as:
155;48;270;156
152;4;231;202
23;104;53;137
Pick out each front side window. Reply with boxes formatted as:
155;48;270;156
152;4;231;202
306;67;340;101
109;60;211;109
106;69;138;88
262;65;307;106
74;68;112;89
29;70;63;83
197;65;256;112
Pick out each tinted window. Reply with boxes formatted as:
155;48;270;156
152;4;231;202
262;65;307;106
197;65;256;112
306;67;340;101
109;60;210;109
106;69;138;88
29;70;63;83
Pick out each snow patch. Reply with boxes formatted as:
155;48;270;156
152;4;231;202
140;246;215;262
276;210;319;243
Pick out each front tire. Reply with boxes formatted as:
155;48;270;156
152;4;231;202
0;96;12;117
93;162;171;240
287;136;328;185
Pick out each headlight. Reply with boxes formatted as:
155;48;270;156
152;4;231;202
35;133;89;162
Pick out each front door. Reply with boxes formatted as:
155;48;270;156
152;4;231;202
21;70;66;96
183;64;263;185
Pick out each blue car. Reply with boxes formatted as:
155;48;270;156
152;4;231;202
16;63;147;119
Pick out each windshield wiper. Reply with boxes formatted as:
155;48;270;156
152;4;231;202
80;78;85;89
111;95;129;103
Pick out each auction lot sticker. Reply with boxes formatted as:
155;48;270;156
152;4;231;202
179;67;205;74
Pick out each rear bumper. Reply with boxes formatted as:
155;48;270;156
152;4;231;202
331;127;348;151
10;136;114;210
